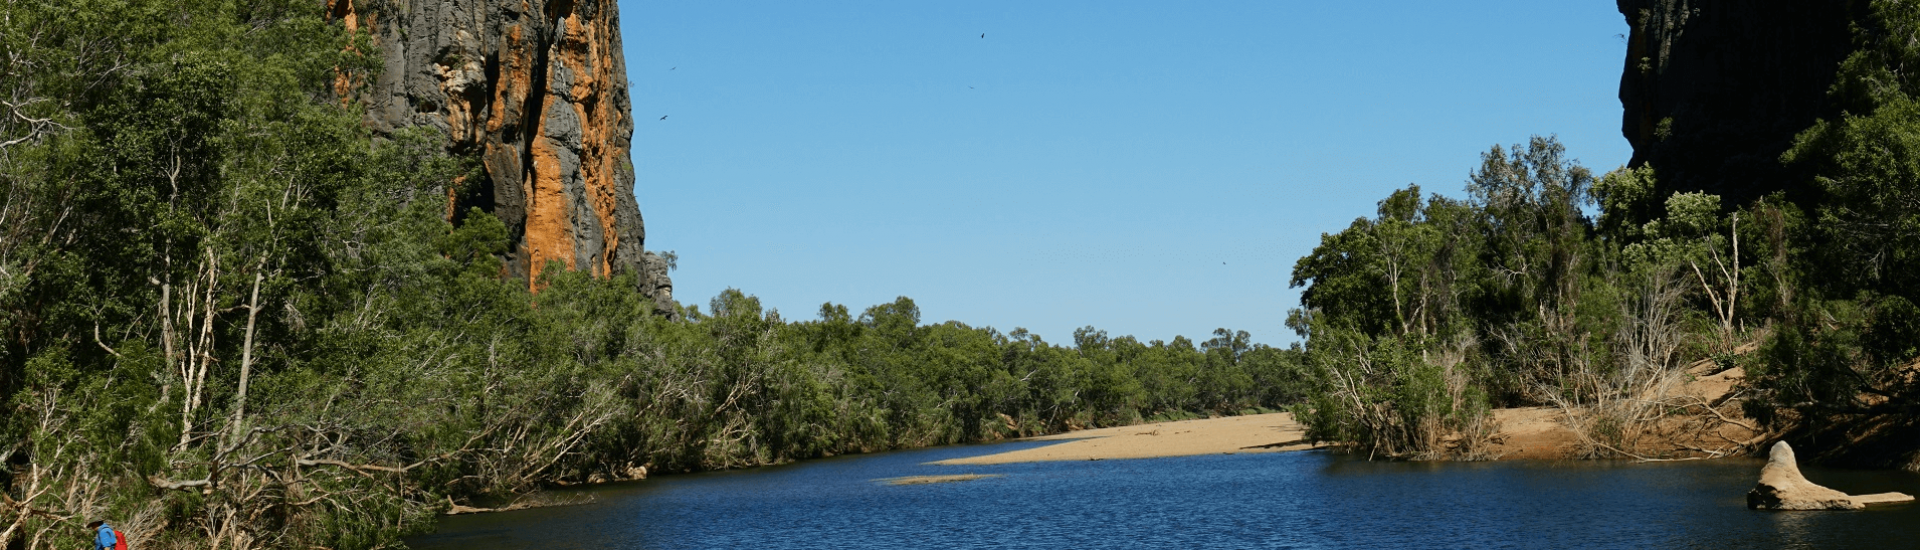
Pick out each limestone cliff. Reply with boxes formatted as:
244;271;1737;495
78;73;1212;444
331;0;673;314
1616;0;1862;205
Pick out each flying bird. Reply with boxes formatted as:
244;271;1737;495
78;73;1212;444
670;66;676;70
659;115;668;120
980;33;985;38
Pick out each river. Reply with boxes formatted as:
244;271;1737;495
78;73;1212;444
407;441;1920;549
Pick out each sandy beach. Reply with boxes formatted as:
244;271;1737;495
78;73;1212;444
935;361;1748;465
929;407;1631;465
932;413;1318;465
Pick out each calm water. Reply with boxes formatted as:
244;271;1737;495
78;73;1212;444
408;441;1920;549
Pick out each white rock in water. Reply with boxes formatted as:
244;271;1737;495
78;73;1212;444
1746;441;1914;510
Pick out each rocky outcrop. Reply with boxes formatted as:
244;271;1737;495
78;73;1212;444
1616;1;1862;206
332;0;673;315
1746;441;1913;510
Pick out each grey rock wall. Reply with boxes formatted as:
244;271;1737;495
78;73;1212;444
333;0;673;316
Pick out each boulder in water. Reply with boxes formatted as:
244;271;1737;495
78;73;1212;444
1746;441;1914;510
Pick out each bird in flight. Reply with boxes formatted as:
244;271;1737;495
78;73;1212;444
670;67;676;71
968;86;974;89
659;115;668;120
980;33;985;38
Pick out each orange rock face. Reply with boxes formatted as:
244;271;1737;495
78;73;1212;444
344;0;673;314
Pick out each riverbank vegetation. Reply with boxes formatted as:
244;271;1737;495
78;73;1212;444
13;0;1920;548
1287;1;1920;465
0;3;1306;548
1286;139;1750;461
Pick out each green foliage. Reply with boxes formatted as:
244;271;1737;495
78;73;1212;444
1465;136;1596;330
22;0;1920;545
1292;325;1491;460
0;1;1302;538
1290;1;1920;456
1286;135;1768;459
1593;164;1660;240
1291;184;1479;341
1787;96;1920;294
0;0;1304;546
1737;0;1920;429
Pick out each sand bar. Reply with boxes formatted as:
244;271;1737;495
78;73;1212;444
932;413;1317;465
935;359;1754;465
877;474;1003;485
932;408;1591;464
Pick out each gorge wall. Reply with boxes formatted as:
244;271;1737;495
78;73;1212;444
331;0;673;314
1616;0;1863;205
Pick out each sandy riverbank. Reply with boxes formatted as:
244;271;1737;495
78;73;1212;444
935;361;1751;465
931;413;1318;465
928;407;1631;465
928;410;1577;465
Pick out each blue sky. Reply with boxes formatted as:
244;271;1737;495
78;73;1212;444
618;1;1632;346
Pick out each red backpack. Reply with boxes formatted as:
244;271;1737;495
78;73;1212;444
112;529;129;550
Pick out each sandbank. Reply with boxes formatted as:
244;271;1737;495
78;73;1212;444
877;474;1003;485
931;413;1317;465
934;356;1758;465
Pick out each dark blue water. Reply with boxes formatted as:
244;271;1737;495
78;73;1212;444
408;441;1920;549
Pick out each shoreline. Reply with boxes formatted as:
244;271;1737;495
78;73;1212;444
934;362;1755;465
930;412;1319;465
926;405;1699;466
458;360;1761;517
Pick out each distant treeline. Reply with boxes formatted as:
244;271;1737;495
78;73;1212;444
14;0;1920;548
0;1;1305;548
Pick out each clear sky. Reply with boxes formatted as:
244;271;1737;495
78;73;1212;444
617;1;1632;346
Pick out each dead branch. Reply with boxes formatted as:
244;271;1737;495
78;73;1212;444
146;475;212;492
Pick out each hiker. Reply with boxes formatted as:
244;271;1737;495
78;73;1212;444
86;520;126;550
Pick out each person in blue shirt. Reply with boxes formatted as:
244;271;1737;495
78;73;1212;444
86;520;118;550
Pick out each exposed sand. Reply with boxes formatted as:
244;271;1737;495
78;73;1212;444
931;413;1316;465
877;474;1003;485
931;406;1695;465
1485;406;1580;460
935;361;1755;465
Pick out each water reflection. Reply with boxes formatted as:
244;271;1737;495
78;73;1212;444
409;442;1920;550
1766;510;1818;549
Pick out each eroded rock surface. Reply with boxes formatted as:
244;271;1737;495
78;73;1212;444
1747;441;1914;510
333;0;672;315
